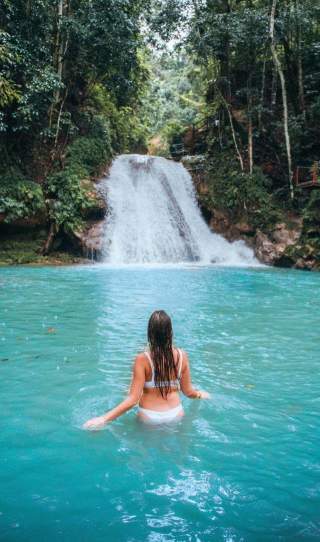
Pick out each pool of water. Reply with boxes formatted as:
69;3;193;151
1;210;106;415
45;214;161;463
0;265;319;541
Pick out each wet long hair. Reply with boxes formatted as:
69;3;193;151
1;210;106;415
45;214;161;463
147;310;178;399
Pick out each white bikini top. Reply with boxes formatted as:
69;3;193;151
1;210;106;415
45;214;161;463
144;349;183;389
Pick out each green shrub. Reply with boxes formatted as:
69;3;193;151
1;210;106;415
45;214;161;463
44;165;91;232
0;172;45;222
302;190;320;236
65;115;113;177
45;119;112;233
205;152;282;231
291;191;320;262
65;137;109;177
87;84;148;154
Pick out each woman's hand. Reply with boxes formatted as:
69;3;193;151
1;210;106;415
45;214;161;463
82;357;144;430
197;390;210;399
83;415;107;430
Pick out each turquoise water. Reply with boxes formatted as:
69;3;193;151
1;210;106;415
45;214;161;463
0;265;319;542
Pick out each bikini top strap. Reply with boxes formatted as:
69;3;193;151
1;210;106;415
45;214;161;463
177;348;183;379
144;351;154;380
145;349;182;383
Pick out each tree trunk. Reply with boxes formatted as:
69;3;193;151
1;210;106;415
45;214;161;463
49;0;64;130
269;0;294;200
42;222;58;256
270;63;277;113
216;83;244;170
258;52;267;130
217;0;232;102
226;105;244;172
295;0;306;119
248;89;253;174
54;86;68;148
54;0;64;105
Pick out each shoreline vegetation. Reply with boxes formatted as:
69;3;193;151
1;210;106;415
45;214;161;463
1;1;319;270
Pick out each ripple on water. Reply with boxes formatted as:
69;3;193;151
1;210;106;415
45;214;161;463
0;266;319;541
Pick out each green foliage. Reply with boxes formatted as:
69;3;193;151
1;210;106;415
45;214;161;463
42;112;113;233
0;30;21;110
0;173;45;222
65;137;108;177
44;120;111;233
87;84;148;154
205;152;282;231
300;191;320;259
152;0;320;199
282;191;320;267
65;118;112;177
0;0;149;170
0;232;46;265
139;51;206;149
162;120;185;143
303;191;320;234
0;232;83;265
112;106;148;154
1;0;320;269
45;165;90;232
14;66;60;133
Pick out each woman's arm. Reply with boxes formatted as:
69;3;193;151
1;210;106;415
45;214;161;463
83;354;146;430
180;351;210;399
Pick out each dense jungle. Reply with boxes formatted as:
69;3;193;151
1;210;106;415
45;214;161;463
0;0;319;268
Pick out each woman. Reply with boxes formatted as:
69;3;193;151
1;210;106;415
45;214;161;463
83;310;209;429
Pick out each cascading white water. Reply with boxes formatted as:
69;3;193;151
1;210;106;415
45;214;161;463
100;154;258;265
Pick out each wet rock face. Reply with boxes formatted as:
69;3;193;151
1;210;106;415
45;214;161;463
209;211;255;243
69;180;107;260
255;221;302;266
72;220;105;260
209;209;314;269
294;257;317;270
254;230;278;264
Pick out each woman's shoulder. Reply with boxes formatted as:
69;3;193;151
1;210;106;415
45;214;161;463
132;353;149;374
176;348;189;368
135;351;149;365
175;347;187;357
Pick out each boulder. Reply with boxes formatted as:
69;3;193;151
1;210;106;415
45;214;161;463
72;219;105;260
209;210;254;242
234;220;255;235
270;221;301;245
255;230;279;264
255;220;302;265
67;179;107;260
294;257;316;270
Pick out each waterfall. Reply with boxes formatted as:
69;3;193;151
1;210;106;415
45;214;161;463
100;154;258;265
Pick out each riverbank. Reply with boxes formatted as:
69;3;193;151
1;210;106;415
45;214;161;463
0;231;89;266
182;155;320;272
0;173;107;266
